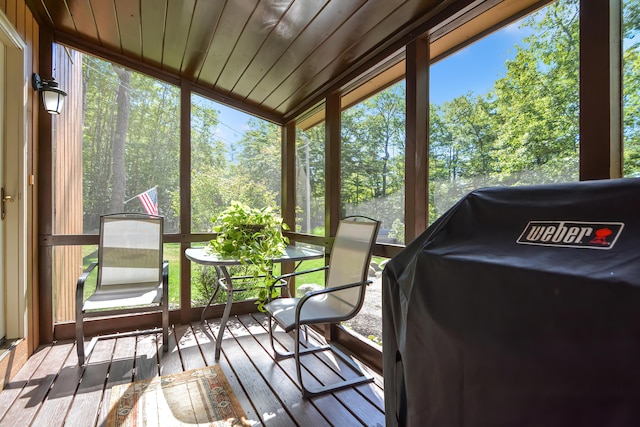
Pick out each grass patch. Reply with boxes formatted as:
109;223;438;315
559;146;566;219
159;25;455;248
80;243;182;306
80;245;384;309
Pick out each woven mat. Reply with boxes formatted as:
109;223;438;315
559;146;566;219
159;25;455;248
106;366;250;426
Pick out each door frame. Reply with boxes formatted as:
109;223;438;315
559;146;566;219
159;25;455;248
0;10;28;341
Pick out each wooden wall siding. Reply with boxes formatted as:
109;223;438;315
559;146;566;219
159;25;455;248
25;0;39;353
52;45;83;322
3;1;32;47
0;0;39;373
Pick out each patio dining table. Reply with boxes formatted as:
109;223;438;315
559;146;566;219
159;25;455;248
185;245;324;359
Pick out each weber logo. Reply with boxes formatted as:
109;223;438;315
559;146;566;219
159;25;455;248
517;221;624;249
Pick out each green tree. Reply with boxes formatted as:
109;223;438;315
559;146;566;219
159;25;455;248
428;0;581;219
296;124;325;233
82;56;120;232
190;102;226;231
492;0;579;184
81;55;181;232
125;76;180;231
230;119;282;211
340;83;405;228
429;95;499;215
109;66;131;213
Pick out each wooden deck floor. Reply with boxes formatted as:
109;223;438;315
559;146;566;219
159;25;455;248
0;313;385;426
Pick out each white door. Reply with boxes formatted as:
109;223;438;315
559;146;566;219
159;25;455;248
0;11;26;341
0;37;5;341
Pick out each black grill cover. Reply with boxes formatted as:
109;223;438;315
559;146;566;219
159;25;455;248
383;179;640;426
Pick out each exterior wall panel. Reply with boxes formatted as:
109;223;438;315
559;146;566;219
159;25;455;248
52;46;83;322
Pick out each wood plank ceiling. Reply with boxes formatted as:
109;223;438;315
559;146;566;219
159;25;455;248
26;0;465;123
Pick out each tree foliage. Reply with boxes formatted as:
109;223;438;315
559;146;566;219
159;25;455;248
429;0;582;219
81;57;180;232
340;84;405;231
78;0;640;242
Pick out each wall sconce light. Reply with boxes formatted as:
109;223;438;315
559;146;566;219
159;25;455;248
32;73;67;115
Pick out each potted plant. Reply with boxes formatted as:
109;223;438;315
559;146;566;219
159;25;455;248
208;201;289;311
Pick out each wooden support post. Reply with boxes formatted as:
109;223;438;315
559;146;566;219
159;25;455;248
325;91;341;239
282;121;296;295
579;0;622;179
180;79;191;325
325;91;341;341
405;37;430;243
37;26;54;345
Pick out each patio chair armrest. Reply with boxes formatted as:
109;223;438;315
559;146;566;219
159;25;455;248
272;265;328;284
162;260;169;284
296;278;372;319
299;279;371;301
76;262;98;313
77;262;98;291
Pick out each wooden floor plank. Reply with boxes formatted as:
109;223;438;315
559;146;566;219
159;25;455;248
30;342;83;427
352;356;386;410
134;333;160;381
0;318;385;426
244;314;387;425
192;321;263;426
174;323;206;371
236;314;366;426
109;336;136;384
191;321;219;365
289;319;386;413
0;344;51;420
247;313;386;425
229;315;331;426
1;342;72;425
65;338;115;426
158;325;183;376
96;336;137;425
217;318;297;426
303;341;386;421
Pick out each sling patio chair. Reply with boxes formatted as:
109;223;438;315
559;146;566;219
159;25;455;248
75;213;169;365
264;216;380;398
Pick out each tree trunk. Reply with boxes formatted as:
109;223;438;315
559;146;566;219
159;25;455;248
109;66;132;213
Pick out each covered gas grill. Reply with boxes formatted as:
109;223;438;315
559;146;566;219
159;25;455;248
383;178;640;426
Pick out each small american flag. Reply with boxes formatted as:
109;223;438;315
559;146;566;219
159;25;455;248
138;187;158;215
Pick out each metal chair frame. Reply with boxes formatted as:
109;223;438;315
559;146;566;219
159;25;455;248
264;216;380;398
75;213;169;365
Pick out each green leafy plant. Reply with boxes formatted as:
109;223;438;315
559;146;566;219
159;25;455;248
209;202;289;311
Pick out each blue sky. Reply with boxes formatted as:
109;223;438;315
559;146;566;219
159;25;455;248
212;20;536;144
430;21;533;104
209;102;248;146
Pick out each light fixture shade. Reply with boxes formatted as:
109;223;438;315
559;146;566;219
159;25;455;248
41;87;66;114
32;73;68;114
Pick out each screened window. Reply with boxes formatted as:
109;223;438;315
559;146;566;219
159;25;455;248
51;46;181;322
191;94;282;234
295;123;325;235
190;94;283;306
338;82;405;348
340;82;406;245
55;49;181;235
429;0;579;223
